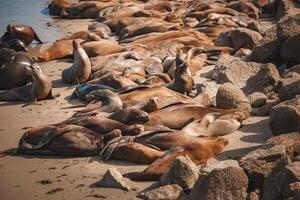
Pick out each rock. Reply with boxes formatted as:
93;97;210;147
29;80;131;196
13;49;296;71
97;168;130;191
200;160;240;174
275;0;294;20
247;192;259;200
266;132;300;159
230;28;263;50
138;184;183;200
247;21;265;35
277;14;300;40
270;96;300;135
247;92;267;107
279;73;300;101
190;167;248;200
244;63;280;96
216;82;252;111
214;30;233;48
294;155;300;162
249;26;283;63
283;64;300;77
160;156;199;190
228;0;261;19
239;145;290;189
213;54;261;88
234;48;252;58
251;98;280;116
262;162;300;200
286;182;300;200
281;33;300;64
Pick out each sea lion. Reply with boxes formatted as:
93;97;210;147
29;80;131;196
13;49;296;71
0;63;52;102
166;50;195;95
88;73;137;89
56;31;102;42
85;89;123;113
81;40;126;57
70;83;114;100
0;39;28;51
2;24;43;46
108;108;150;125
146;104;249;129
122;136;229;181
62;40;91;84
48;0;70;15
18;125;122;156
0;50;33;90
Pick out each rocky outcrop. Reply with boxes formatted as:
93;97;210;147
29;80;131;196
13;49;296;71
278;73;300;101
190;167;248;200
270;96;300;135
277;14;300;40
160;156;199;190
216;82;252;111
138;184;183;200
281;33;300;64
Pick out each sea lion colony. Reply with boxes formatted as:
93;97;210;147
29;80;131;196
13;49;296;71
1;0;300;199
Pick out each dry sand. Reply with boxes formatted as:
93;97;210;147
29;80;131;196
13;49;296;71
0;17;273;200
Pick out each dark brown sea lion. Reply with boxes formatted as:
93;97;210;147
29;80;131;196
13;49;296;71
2;24;43;46
166;50;195;95
0;49;33;90
0;39;28;51
62;40;91;84
123;137;228;181
18;125;122;156
70;83;114;100
48;0;70;15
85;89;123;113
146;104;249;129
108;108;150;125
0;63;52;102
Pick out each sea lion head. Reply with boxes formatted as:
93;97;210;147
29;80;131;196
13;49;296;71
175;50;189;75
128;109;150;124
72;40;81;49
8;39;28;51
126;124;144;136
103;129;122;143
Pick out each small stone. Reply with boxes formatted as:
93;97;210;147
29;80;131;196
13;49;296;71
138;184;183;200
96;168;130;191
247;92;267;108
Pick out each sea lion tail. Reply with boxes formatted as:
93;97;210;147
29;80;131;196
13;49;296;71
123;171;160;181
33;31;43;44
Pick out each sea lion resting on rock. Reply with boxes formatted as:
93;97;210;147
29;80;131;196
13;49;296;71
1;24;43;46
0;63;52;102
62;40;91;84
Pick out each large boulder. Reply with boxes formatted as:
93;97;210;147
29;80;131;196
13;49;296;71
229;28;263;50
262;162;300;200
239;145;291;189
190;167;248;200
138;184;183;200
281;33;300;64
278;73;300;101
244;63;280;96
266;132;300;159
247;92;267;108
270;96;300;135
214;29;234;48
213;55;261;88
275;0;295;20
160;156;199;190
216;82;252;111
277;14;300;40
251;98;280;116
200;160;240;174
249;26;283;63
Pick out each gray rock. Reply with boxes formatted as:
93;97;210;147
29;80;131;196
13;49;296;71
234;48;252;58
281;33;300;64
216;82;252;111
286;182;300;200
138;184;183;200
266;132;300;160
277;14;300;40
251;98;280;116
249;26;283;63
246;192;259;200
230;28;262;50
97;168;130;191
190;167;248;200
247;92;267;107
213;54;261;88
262;162;300;200
239;145;291;188
279;73;300;101
214;30;233;48
244;63;280;96
247;21;265;35
270;96;300;135
200;160;240;174
160;156;199;190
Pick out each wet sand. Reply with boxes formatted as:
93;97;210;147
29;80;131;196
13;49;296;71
0;2;273;200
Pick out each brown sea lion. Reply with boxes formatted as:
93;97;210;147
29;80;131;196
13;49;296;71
0;49;33;90
0;39;28;52
88;73;137;89
146;104;249;129
122;136;229;181
56;31;102;42
166;50;195;95
48;0;70;15
62;40;91;84
0;63;52;102
18;125;122;156
2;24;43;46
108;108;150;125
81;40;126;57
85;89;123;113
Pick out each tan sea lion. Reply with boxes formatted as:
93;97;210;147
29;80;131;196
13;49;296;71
62;40;91;84
2;24;43;46
88;73;137;89
0;63;52;102
81;40;126;57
